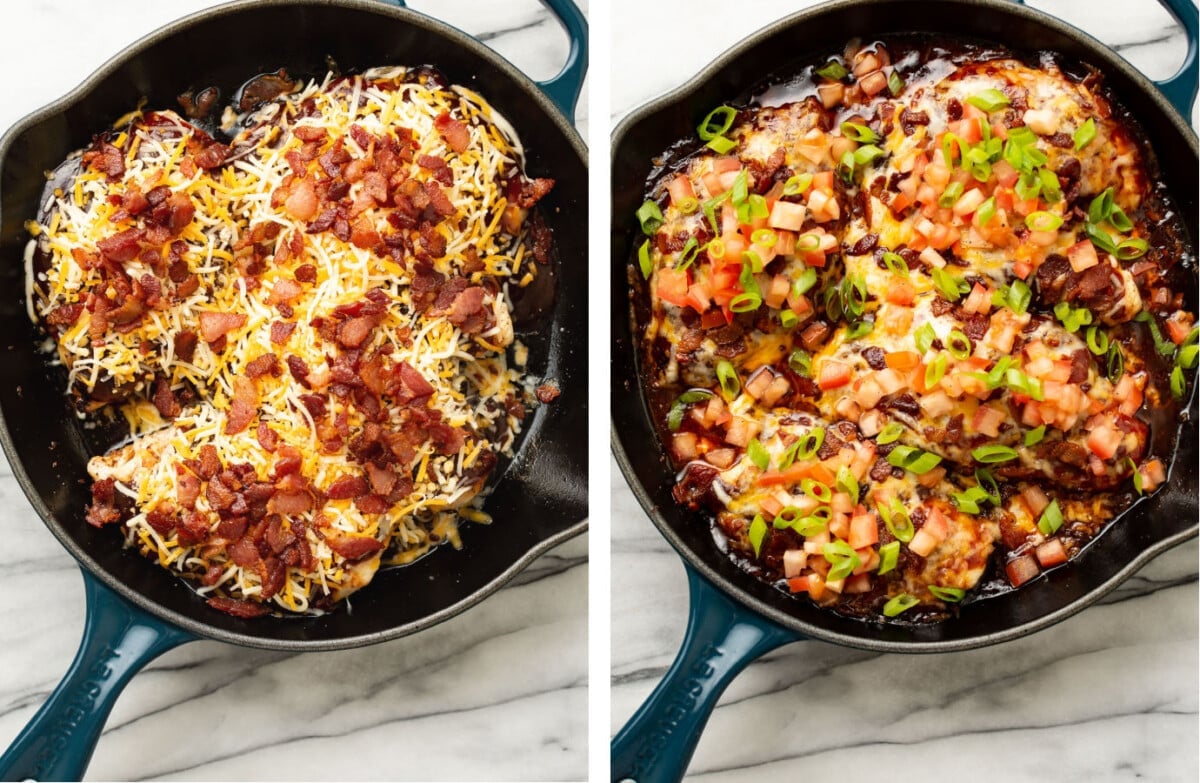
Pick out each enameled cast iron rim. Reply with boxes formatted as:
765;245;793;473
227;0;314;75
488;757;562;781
611;0;1199;653
0;0;587;652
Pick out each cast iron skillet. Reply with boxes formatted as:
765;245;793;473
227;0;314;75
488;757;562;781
0;0;587;779
610;1;1196;780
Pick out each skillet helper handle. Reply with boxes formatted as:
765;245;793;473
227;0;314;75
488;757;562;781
611;567;801;783
374;0;588;121
1153;0;1199;118
0;571;193;782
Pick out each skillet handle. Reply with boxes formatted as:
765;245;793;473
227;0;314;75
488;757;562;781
375;1;588;121
0;570;193;782
611;567;801;783
1153;0;1199;118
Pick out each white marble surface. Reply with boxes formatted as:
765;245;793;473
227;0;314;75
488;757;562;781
610;1;1199;781
0;1;588;780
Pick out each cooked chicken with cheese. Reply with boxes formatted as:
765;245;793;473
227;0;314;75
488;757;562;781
636;38;1193;622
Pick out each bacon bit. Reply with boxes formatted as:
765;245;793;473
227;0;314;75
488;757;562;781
271;490;312;515
447;286;486;328
350;216;382;249
228;536;260;567
225;376;258;435
284;177;319;221
286;354;312;387
509;176;555;208
423;180;456;217
46;304;83;326
365;463;397;496
293;125;327;143
327;475;369;499
269;278;303;304
193;142;229;170
176;511;211;545
245;354;280;379
162;192;196;236
307;206;338;234
325;534;385;561
217;516;249;541
97;228;144;262
199;311;247;343
85;478;122;527
293;265;318;284
197;444;222;480
433;111;471;153
536;382;561;403
270;320;297;345
207;596;271;618
259;557;286;598
152;377;181;419
354;494;390;515
201;565;225;586
337;315;377;348
86;141;127;180
395;361;435;404
299;394;327;418
177;472;201;508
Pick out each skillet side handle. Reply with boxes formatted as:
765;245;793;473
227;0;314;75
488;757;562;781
0;571;193;782
532;0;589;122
611;567;801;783
1154;0;1199;119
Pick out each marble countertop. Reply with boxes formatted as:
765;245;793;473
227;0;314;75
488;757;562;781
0;1;587;780
610;1;1198;781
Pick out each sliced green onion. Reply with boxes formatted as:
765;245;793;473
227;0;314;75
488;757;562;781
966;88;1009;112
823;540;861;581
1128;458;1143;495
1006;125;1038;148
730;292;763;313
976;196;997;226
1171;364;1187;399
878;541;901;574
1088;188;1116;225
929;586;966;602
1107;341;1124;382
883;593;920;617
1025;211;1064;232
1085;222;1119;255
666;389;714;430
1108;204;1133;233
716;359;740;400
789;349;812;378
1054;301;1093;333
882;251;909;276
1073;117;1096;150
1135;311;1176;357
837;149;857;184
751;228;777;247
675;196;699;215
773;505;802;529
638;239;652;279
747;194;769;219
677;236;701;270
845;319;874;340
877;421;905;445
1006;367;1045;401
795;233;822;254
1014;170;1041;202
1037;499;1063;536
975;468;1001;505
1178;343;1199;370
841;121;880;144
971;444;1018;463
925;352;948;388
802;478;833;503
887;445;943;474
816;60;849;81
946;330;972;360
938;181;965;209
707;237;726;261
986;356;1014;389
941;132;969;168
854;144;886;167
742;249;764;273
1184;327;1198;347
778;440;802;471
1025;424;1046;446
888;70;905;96
794;427;825;461
780;310;800;328
836;465;859;501
706;135;737;154
1038;167;1062;203
730;169;749;206
749;514;768;557
840;275;869;319
880;499;914;542
952;486;990;514
991;279;1032;316
793;266;819;296
914;323;937;355
747;438;770;471
637;200;663;235
697;105;737;141
701;192;729;234
792;515;829;537
931;267;967;302
1086;326;1109;356
783;173;814;196
1116;237;1148;260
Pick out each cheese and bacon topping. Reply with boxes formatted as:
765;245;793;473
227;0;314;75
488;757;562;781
28;67;556;617
634;39;1194;623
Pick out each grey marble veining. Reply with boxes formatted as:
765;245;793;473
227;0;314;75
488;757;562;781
0;1;588;780
609;1;1199;780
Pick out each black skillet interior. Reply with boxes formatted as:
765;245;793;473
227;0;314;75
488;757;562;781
612;0;1198;649
0;0;587;648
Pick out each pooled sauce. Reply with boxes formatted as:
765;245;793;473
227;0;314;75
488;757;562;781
631;35;1195;624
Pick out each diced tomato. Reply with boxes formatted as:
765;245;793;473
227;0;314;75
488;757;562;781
885;278;916;306
1006;554;1040;587
767;200;807;231
812;171;835;192
774;230;797;256
818;360;852;391
1022;485;1049;517
1036;538;1068;568
667;174;696;207
758;460;836;488
759;495;784;519
923;507;950;541
744;368;775;400
672;432;698;462
655;268;689;307
705;448;736;469
952;188;986;216
789;573;826;599
1066;239;1099;273
992;159;1019;187
994;187;1015;212
908;528;939;557
1086;422;1122;460
701;172;724;198
843;573;873;594
1012;195;1040;216
848;511;879;549
1013;260;1033;280
972;404;1007;437
725;416;760;448
711;156;741;174
783;549;808;578
831;491;855;514
885;351;921;372
1139;458;1167;491
948;119;982;144
829;511;850;540
700;308;728;329
962;282;992;315
1166;313;1194;345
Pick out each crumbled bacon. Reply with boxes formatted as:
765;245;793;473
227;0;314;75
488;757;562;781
46;304;83;326
336;315;377;348
199;311;247;343
536;383;561;403
508;176;555;208
447;286;486;331
177;472;201;508
433;111;471;154
270;490;313;515
327;475;369;499
269;278;303;304
153;377;181;418
325;534;385;561
85;478;122;527
84;141;126;180
225;376;258;434
245;354;280;378
197;444;222;480
193;142;229;170
270;320;296;345
284;177;319;221
207;596;271;618
97;228;144;262
394;361;435;404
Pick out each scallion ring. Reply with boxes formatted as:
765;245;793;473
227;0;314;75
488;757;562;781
914;322;937;354
971;444;1018;463
946;330;972;360
1025;424;1046;446
880;499;914;542
716;359;740;400
1086;326;1109;356
783;173;814;196
802;478;833;504
748;514;768;558
636;200;664;235
938;181;964;209
789;349;812;378
729;292;763;313
966;88;1009;112
882;251;909;277
1037;499;1063;536
840;121;880;144
747;438;770;471
876;421;905;445
925;352;948;388
928;586;966;602
638;239;652;279
815;60;849;81
1116;237;1149;260
794;427;825;461
883;593;920;617
1171;364;1187;399
1025;210;1064;233
697;105;737;142
751;228;777;248
706;135;737;154
793;266;818;296
1073;117;1096;150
